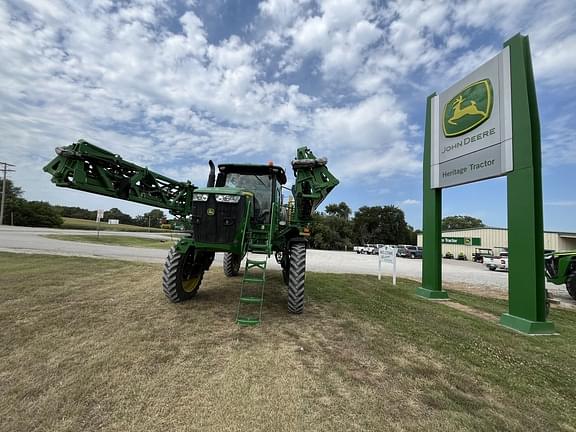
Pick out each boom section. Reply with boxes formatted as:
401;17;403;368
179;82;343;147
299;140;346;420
43;140;194;215
291;146;339;223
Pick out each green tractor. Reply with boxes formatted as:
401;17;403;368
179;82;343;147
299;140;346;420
44;140;339;320
545;250;576;301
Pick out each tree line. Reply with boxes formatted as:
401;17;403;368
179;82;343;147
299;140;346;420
1;180;168;228
2;180;485;242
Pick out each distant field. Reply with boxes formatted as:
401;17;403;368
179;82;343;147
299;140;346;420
1;252;575;431
61;217;171;232
44;234;177;249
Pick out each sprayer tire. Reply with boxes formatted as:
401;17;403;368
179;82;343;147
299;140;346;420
162;247;204;302
288;242;306;314
567;271;576;301
223;253;242;277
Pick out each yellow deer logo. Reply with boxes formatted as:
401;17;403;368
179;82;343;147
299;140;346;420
448;95;486;125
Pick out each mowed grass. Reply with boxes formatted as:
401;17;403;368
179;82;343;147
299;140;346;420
1;253;575;432
44;234;176;249
61;217;171;232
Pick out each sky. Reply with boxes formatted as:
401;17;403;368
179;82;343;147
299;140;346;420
0;0;575;231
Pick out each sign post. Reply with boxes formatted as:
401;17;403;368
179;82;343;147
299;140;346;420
378;246;397;285
96;209;104;240
418;34;554;334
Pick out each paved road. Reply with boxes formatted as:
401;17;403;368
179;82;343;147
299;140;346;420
1;225;573;304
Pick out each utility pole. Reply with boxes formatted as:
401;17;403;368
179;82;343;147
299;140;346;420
0;162;16;226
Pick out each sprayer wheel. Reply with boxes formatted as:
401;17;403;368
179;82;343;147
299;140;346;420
223;252;242;277
162;247;204;302
567;271;576;301
287;242;306;314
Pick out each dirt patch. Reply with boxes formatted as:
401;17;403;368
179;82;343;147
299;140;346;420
441;301;499;322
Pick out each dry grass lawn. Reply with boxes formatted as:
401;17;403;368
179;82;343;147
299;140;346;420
1;252;575;432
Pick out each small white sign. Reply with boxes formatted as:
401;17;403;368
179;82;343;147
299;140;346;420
378;246;397;285
96;209;104;222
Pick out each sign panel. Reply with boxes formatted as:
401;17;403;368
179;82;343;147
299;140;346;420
431;47;513;188
96;209;104;222
441;237;481;246
378;246;397;285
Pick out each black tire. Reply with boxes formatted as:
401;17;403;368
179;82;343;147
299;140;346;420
223;252;242;277
566;271;576;301
288;242;306;314
162;247;204;302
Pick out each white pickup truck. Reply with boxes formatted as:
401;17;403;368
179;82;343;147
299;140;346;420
354;244;382;255
485;251;509;271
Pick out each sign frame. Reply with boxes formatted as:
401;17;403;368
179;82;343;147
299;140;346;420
416;34;555;335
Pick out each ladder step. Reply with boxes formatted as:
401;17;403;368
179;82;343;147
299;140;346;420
240;296;263;304
246;259;267;265
236;317;260;326
243;276;265;283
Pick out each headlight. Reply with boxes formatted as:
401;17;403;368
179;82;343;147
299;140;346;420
193;193;209;202
215;194;241;203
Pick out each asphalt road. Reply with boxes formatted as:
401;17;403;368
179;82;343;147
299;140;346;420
1;225;573;304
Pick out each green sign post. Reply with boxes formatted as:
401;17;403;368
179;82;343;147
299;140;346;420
418;34;555;335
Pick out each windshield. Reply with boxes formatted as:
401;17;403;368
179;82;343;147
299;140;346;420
224;173;273;221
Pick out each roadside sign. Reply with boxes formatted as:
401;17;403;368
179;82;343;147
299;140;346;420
378;246;397;285
96;209;104;222
430;47;513;188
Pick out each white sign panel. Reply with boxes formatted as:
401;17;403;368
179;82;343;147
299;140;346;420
378;246;397;285
96;209;104;222
431;47;513;188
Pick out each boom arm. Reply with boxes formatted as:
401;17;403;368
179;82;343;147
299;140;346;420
43;140;195;216
291;147;339;222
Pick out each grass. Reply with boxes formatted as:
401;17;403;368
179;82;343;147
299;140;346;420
1;252;575;432
43;234;177;249
60;217;171;232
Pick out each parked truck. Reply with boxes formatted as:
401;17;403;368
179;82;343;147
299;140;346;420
44;140;339;323
485;247;509;271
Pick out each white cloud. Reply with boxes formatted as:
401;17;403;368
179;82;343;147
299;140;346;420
400;199;420;206
0;0;574;218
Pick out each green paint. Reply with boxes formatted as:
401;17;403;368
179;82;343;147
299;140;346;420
502;34;554;334
500;314;555;335
443;79;493;137
417;93;447;300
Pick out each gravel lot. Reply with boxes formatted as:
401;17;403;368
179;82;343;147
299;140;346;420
1;225;573;304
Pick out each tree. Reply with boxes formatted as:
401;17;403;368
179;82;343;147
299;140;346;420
441;215;485;231
105;207;133;225
135;209;165;228
325;202;351;220
353;205;412;245
1;180;62;227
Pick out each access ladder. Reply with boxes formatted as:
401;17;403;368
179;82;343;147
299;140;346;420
236;257;267;326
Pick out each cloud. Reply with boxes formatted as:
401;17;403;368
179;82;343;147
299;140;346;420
545;201;576;207
400;199;420;206
0;0;574;218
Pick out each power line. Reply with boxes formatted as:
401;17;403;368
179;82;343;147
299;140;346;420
0;161;16;226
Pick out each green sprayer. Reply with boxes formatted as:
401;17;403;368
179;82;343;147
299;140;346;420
44;140;339;324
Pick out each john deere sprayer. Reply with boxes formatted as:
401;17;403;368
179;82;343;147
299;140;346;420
44;140;338;324
545;250;576;300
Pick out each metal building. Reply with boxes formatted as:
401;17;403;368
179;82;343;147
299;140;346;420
416;227;576;260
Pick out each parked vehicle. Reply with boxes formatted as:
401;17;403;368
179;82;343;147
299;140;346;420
444;251;454;259
44;140;339;320
396;246;409;257
457;252;468;261
405;245;422;259
472;248;493;263
485;248;509;271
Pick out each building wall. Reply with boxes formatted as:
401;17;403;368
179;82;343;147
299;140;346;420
416;228;571;260
559;236;576;251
